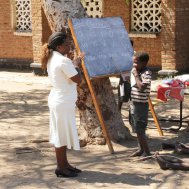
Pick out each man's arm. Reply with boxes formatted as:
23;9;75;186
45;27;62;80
132;68;148;91
133;74;147;91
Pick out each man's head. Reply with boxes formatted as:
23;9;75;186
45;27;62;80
133;52;149;71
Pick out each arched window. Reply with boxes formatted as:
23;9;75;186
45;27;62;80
131;0;161;33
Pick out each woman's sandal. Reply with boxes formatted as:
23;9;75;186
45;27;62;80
55;168;78;178
67;167;82;173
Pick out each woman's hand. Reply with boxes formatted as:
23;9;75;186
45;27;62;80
73;52;85;67
78;52;85;60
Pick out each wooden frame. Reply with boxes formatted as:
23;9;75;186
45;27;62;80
68;19;114;154
148;97;163;136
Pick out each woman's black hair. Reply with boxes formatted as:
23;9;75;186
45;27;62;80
48;32;67;50
41;32;67;70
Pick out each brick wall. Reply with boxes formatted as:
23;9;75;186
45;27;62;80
31;0;51;64
103;0;162;70
161;0;177;70
31;0;43;64
159;0;189;72
175;0;189;71
0;0;33;63
103;0;130;29
42;8;52;45
1;0;188;72
132;36;162;69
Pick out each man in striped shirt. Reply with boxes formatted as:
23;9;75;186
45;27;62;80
130;52;152;157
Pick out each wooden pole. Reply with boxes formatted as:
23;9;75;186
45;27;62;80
81;61;114;154
68;19;114;154
148;97;163;136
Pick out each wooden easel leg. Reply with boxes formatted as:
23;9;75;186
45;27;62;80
82;65;114;154
85;79;114;154
148;97;164;136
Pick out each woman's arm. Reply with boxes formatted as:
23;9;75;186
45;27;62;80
70;74;81;84
71;52;85;84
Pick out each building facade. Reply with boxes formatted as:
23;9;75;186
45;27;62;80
0;0;189;72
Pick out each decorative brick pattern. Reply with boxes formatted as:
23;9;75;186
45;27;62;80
15;0;32;32
81;0;103;18
131;0;161;33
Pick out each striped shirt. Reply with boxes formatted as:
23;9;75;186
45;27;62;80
131;68;151;103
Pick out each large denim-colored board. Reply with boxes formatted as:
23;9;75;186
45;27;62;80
72;17;134;79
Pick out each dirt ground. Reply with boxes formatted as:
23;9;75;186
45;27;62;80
0;69;189;189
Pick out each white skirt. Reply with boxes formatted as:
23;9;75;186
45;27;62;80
49;101;80;150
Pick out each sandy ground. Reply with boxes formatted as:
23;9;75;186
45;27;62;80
0;70;189;189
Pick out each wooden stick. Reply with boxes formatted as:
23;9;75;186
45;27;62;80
16;150;40;154
132;155;156;162
68;19;114;154
29;139;49;143
138;155;155;161
148;97;164;136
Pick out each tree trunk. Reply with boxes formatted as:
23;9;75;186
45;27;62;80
41;0;132;145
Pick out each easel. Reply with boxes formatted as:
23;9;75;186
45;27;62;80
68;20;114;154
148;97;164;136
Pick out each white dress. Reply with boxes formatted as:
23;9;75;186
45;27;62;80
47;51;80;150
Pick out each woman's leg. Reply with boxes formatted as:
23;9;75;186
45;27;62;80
55;146;80;170
54;146;78;177
55;146;68;170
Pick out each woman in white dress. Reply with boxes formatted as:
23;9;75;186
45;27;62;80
41;32;84;177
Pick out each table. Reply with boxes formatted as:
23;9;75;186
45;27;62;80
156;79;186;131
